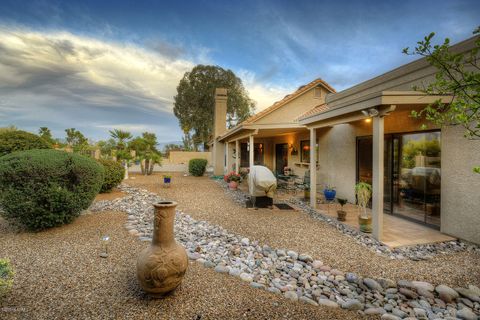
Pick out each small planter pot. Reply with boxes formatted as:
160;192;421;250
304;189;310;200
323;189;336;201
358;216;372;233
163;177;171;184
228;181;239;190
337;210;347;221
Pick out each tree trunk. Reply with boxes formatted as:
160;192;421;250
148;161;155;175
140;160;145;175
144;159;149;175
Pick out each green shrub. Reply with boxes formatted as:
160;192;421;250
0;258;14;298
188;158;208;176
97;159;125;193
0;130;51;156
0;149;104;231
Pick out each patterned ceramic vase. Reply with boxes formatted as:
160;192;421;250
136;201;188;297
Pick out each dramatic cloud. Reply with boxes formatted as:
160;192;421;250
0;26;286;141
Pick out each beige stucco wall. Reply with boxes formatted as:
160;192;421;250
168;151;211;165
441;125;480;244
255;87;328;125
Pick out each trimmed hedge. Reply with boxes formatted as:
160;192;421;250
97;159;125;193
188;158;208;177
0;130;51;156
0;149;104;231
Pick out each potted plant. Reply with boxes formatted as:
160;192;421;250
355;182;372;233
337;198;348;221
323;184;336;201
163;174;172;184
224;171;241;190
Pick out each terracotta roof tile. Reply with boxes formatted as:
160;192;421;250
296;103;329;121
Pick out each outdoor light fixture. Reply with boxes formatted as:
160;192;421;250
99;235;110;258
361;108;379;117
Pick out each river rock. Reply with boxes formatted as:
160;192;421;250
341;299;364;311
364;278;383;291
318;299;339;308
436;285;459;303
456;308;478;320
284;291;298;301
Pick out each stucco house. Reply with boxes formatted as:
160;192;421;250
211;35;479;245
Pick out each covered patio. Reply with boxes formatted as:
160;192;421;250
300;90;453;244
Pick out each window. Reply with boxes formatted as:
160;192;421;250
300;140;310;162
314;87;322;99
240;143;264;167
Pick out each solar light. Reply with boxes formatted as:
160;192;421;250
99;235;110;258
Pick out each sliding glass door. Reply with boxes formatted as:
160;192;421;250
356;131;441;228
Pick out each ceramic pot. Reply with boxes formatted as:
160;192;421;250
323;189;336;201
137;201;188;297
229;181;238;190
337;210;347;221
358;216;372;233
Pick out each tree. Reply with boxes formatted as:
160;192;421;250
163;143;183;158
65;128;89;152
129;132;162;175
38;127;55;146
0;125;17;134
173;65;255;150
403;27;480;173
109;129;133;160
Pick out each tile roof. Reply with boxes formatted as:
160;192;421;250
242;78;335;124
296;103;329;121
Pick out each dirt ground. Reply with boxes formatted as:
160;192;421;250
0;212;370;320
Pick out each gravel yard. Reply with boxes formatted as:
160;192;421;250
0;212;365;320
126;173;480;288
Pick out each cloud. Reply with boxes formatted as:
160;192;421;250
238;69;291;111
0;26;284;141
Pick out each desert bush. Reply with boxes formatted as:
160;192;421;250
97;159;125;193
188;158;208;176
0;130;51;156
0;258;14;298
0;149;104;231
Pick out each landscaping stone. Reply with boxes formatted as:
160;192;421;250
318;299;339;308
456;308;478;320
436;285;459;303
364;278;383;291
341;299;364;311
284;291;298;302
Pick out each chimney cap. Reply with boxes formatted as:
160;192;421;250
215;88;227;96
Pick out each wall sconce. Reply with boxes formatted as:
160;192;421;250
289;144;298;155
99;235;110;258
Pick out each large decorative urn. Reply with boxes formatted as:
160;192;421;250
137;201;188;297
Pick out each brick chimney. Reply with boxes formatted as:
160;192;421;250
212;88;227;175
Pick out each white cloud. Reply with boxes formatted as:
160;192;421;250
238;69;291;111
0;26;289;141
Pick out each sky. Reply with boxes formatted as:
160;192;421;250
0;0;478;144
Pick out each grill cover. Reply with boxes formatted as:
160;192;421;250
248;165;277;198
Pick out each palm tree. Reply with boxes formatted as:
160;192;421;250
109;129;132;151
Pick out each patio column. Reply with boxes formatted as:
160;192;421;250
309;128;317;208
372;115;384;240
225;141;229;173
249;135;254;170
235;140;240;173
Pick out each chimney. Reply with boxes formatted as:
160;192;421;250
214;88;228;138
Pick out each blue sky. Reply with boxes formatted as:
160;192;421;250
0;0;478;143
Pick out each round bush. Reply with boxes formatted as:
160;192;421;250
0;149;104;231
0;130;51;156
97;159;125;193
188;158;208;177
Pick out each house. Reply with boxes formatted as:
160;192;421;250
211;78;335;178
211;35;480;245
